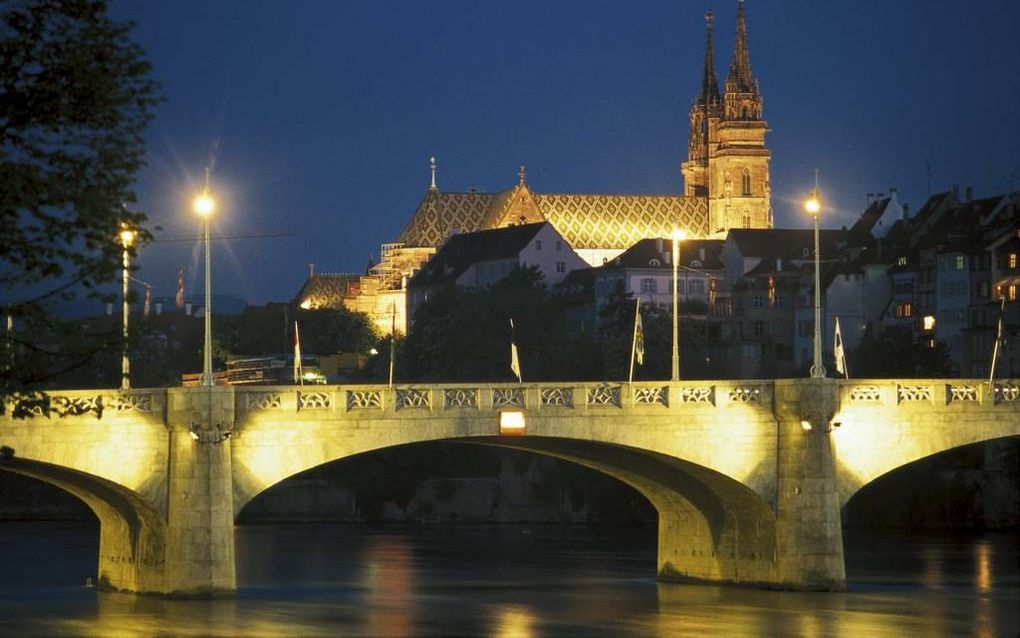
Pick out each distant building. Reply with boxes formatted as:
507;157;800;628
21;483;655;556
296;2;773;335
406;222;587;323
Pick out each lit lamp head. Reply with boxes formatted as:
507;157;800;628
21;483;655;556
119;227;135;248
805;191;821;216
193;191;216;218
672;228;687;242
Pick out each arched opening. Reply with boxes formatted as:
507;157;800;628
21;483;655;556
237;441;654;525
0;469;98;588
235;437;778;586
840;438;1019;593
843;438;1018;531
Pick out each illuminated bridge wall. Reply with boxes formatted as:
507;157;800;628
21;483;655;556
0;379;1017;596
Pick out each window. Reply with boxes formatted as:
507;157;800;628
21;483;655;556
741;344;760;358
955;255;965;270
802;247;811;258
752;319;765;337
742;168;752;196
896;256;908;266
689;279;705;294
894;303;913;318
922;314;935;330
555;261;565;274
1010;253;1018;269
535;240;542;251
742;211;751;228
752;293;764;308
648;258;661;267
798;320;812;337
1010;284;1018;301
640;278;656;293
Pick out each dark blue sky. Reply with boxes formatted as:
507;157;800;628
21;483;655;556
110;0;1020;305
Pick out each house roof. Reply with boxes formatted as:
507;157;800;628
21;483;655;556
397;182;710;250
408;222;548;288
600;238;724;271
294;273;361;309
727;228;845;261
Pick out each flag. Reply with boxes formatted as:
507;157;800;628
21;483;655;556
629;298;644;384
834;316;848;378
988;294;1006;392
634;303;645;366
708;276;717;314
293;321;303;384
388;303;396;387
767;272;776;308
143;286;151;318
175;269;185;308
510;318;522;382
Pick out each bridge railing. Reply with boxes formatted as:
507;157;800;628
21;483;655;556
839;378;1019;407
0;388;167;422
234;380;778;420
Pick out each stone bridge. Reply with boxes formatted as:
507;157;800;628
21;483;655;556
0;378;1017;596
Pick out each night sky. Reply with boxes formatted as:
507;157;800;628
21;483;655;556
110;0;1020;306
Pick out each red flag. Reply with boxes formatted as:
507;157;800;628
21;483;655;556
175;269;185;308
709;276;717;314
767;272;776;308
143;286;151;318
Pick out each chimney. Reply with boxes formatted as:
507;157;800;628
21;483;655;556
952;184;960;199
308;262;316;277
185;303;192;316
105;303;113;316
155;302;163;316
966;186;973;202
655;238;663;253
664;250;671;265
889;187;898;202
699;247;706;261
903;203;910;220
866;193;874;206
776;257;782;272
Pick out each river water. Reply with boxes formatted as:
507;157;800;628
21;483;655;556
0;522;1015;636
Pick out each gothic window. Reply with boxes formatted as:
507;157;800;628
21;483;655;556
742;168;752;196
742;210;751;228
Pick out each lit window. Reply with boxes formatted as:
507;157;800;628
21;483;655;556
1010;285;1018;301
897;256;908;266
1010;253;1018;269
955;255;965;270
922;315;935;330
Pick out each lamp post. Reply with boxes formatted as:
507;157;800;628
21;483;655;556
805;181;825;379
194;190;216;387
671;229;687;382
119;226;135;390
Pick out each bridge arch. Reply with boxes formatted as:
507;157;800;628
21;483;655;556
232;430;778;585
0;458;167;592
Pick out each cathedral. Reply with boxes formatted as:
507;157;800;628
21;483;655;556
297;1;772;334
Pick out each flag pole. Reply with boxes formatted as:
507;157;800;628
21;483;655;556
987;295;1005;398
629;298;640;384
388;302;396;388
510;318;522;383
294;320;303;386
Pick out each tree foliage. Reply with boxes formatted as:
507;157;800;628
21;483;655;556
852;324;957;378
1;0;160;396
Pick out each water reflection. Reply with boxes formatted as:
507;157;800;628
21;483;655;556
0;524;1014;635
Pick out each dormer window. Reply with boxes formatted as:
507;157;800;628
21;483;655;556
802;248;810;258
649;258;661;267
690;259;702;268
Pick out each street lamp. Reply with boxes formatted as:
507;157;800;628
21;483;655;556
119;226;135;390
805;181;825;379
671;228;687;382
194;190;215;387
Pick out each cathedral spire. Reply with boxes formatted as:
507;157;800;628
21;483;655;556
726;0;756;95
698;11;720;108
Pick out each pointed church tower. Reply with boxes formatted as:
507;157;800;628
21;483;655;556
681;12;721;198
707;0;772;235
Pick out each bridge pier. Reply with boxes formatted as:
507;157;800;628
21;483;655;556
163;387;236;596
772;378;846;591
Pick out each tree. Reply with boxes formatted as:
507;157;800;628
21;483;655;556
1;0;160;397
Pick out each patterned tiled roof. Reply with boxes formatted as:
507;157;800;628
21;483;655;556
294;273;361;309
396;187;709;251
